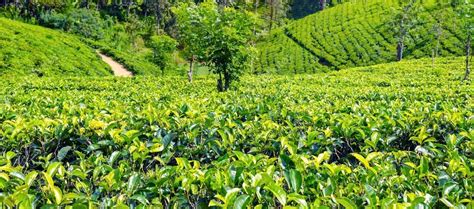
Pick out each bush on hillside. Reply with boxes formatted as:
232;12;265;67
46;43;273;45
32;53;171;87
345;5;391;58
148;35;178;75
39;9;112;40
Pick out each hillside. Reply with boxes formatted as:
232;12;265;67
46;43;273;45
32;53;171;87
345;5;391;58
0;18;111;76
0;0;473;207
256;0;466;73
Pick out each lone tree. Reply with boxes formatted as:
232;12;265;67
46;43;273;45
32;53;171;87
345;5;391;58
173;0;257;91
393;0;420;61
431;16;444;60
149;34;177;76
453;0;473;81
172;3;205;83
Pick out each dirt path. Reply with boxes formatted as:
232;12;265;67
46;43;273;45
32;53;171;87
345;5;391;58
97;52;133;77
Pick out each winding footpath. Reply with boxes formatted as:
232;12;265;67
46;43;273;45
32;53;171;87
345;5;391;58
97;52;133;77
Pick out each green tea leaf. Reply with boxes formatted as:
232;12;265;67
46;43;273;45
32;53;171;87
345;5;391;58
131;194;150;205
288;169;302;193
288;193;308;208
127;173;140;194
419;157;429;175
351;153;376;174
265;183;287;206
57;146;72;161
440;198;454;208
6;151;16;161
43;172;55;188
47;162;62;177
336;197;357;209
234;195;251;209
112;203;130;209
209;199;223;207
10;171;25;181
108;151;121;165
351;153;370;168
224;188;241;205
279;154;295;170
52;186;62;205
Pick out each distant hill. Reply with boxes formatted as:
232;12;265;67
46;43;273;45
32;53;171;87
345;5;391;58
256;0;465;74
0;18;111;76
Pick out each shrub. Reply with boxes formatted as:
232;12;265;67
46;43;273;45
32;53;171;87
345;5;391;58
148;35;178;75
39;8;112;40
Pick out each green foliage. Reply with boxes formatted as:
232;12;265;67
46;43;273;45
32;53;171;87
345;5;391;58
40;8;113;40
290;0;350;18
391;0;423;61
89;40;181;76
258;0;466;73
0;57;473;207
149;34;177;75
453;0;473;41
173;0;258;91
36;8;174;76
172;2;206;61
0;18;111;76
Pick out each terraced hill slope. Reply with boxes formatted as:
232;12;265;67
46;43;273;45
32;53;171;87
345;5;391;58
0;18;111;76
256;0;465;73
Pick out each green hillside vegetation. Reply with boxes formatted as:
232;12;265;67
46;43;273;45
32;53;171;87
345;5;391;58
0;57;472;207
256;0;465;73
88;39;175;76
0;0;473;207
37;8;181;76
0;18;111;76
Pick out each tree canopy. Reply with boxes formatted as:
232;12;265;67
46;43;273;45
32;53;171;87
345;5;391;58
173;0;258;91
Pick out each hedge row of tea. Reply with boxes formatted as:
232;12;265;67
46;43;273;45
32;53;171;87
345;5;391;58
256;28;330;74
256;0;465;73
0;18;111;77
1;57;473;208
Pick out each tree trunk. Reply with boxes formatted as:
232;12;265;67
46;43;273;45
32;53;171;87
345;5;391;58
127;1;131;17
155;12;161;33
320;0;326;10
269;0;274;32
188;56;194;83
217;73;224;92
85;0;89;9
253;0;258;35
397;41;404;61
435;38;440;58
24;0;32;17
254;0;258;14
223;71;230;91
432;49;435;68
463;34;471;81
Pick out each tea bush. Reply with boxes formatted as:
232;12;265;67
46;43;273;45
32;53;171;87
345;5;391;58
0;18;111;77
257;0;465;73
0;57;473;208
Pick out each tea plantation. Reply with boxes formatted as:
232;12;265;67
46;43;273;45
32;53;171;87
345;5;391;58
0;18;111;77
256;0;466;73
0;57;472;208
